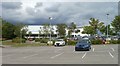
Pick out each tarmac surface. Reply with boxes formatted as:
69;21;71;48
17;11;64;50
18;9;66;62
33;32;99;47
2;44;119;64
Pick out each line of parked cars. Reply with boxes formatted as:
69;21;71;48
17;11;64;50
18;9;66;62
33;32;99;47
53;36;92;51
53;35;120;51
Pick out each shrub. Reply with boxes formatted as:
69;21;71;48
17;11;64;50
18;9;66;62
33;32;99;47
91;39;102;44
52;40;55;45
109;40;120;44
35;38;41;42
40;38;48;43
118;40;120;44
12;37;26;43
67;40;77;45
63;37;67;43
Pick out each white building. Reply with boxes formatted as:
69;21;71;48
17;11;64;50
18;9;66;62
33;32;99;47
23;25;88;39
71;26;89;37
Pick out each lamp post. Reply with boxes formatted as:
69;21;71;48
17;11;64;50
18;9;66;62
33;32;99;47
106;14;109;38
49;17;52;42
20;29;22;44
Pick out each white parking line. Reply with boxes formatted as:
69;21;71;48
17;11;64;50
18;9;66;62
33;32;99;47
51;52;64;59
82;52;87;59
23;54;38;59
93;48;95;52
54;47;63;48
54;49;62;52
111;48;115;52
109;52;114;58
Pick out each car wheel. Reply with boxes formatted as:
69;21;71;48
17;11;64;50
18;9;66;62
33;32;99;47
75;49;78;51
87;48;90;51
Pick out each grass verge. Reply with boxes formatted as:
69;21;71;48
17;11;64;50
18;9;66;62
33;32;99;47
2;41;52;47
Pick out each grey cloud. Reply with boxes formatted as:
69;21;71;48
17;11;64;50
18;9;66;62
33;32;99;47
0;3;2;16
119;2;120;15
45;4;61;12
26;7;35;15
35;2;43;8
1;2;118;26
2;2;22;9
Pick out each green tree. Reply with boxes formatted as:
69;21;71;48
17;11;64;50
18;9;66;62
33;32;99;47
69;22;76;30
89;18;105;35
2;19;15;39
38;30;41;39
83;18;105;36
14;23;27;38
21;25;28;38
111;16;120;34
104;25;117;36
43;24;50;38
57;24;67;38
82;26;95;36
0;17;2;38
68;22;76;38
28;31;32;38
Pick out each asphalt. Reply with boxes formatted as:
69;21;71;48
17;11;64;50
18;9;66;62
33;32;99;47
2;44;118;64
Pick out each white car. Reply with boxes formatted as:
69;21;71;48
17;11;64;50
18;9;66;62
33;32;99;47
54;39;65;46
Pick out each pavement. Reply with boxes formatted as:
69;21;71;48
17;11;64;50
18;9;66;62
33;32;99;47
2;44;118;64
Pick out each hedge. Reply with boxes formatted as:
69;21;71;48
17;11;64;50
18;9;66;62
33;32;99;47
35;38;41;42
35;38;49;43
109;40;120;44
67;40;77;45
12;37;26;43
91;39;103;44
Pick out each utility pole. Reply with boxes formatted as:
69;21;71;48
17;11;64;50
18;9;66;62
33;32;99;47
106;14;109;38
49;17;52;43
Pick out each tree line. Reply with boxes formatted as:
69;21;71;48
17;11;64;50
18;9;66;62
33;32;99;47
1;15;120;40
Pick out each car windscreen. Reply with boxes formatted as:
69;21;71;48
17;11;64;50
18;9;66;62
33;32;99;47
56;39;63;41
78;40;89;43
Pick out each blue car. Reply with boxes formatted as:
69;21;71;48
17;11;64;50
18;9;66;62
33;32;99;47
75;39;91;51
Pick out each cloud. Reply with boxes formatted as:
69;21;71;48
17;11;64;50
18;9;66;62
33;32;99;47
25;7;36;15
35;2;43;8
2;2;22;9
45;3;61;12
1;2;118;26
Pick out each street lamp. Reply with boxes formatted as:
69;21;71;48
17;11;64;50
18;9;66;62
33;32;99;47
106;14;109;38
20;29;22;44
49;17;52;42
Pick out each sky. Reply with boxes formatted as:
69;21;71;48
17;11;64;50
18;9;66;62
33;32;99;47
0;1;118;26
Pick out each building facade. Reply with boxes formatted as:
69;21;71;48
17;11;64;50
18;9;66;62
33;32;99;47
71;26;89;38
23;25;88;39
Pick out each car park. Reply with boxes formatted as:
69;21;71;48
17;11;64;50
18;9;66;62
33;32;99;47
75;39;91;51
54;39;65;46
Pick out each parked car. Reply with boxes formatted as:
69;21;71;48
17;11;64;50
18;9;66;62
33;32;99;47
75;39;91;51
82;36;89;40
111;36;119;40
54;39;65;46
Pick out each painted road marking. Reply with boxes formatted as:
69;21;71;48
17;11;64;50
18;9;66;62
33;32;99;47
54;49;62;52
93;48;95;52
82;52;87;59
51;52;64;59
109;52;114;58
23;54;38;59
74;52;85;53
111;48;115;52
